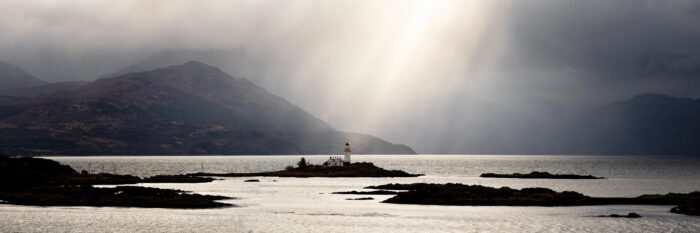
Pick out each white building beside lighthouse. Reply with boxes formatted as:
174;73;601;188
324;142;352;167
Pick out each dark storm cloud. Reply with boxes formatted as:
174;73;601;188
491;0;700;102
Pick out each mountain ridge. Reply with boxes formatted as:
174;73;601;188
0;61;415;155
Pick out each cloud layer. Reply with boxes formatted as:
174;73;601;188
1;0;699;152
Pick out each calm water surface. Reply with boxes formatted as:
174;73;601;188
1;155;699;232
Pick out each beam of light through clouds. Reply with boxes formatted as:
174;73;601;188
1;0;699;153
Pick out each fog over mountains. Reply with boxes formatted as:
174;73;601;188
0;61;414;155
0;61;47;90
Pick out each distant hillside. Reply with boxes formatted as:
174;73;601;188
0;61;47;90
0;81;89;99
101;49;257;79
383;91;700;155
543;94;700;155
0;61;415;155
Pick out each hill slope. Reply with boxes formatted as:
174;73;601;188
0;61;415;155
545;94;700;155
0;61;47;90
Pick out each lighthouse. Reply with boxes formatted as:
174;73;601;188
343;142;352;164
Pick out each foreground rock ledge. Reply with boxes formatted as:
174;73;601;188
671;204;700;216
0;157;230;208
367;183;700;216
480;171;604;179
192;162;422;178
0;186;232;209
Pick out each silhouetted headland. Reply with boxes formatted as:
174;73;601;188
671;203;700;216
0;157;230;208
480;171;604;179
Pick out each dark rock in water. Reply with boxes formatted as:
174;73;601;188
0;156;79;187
369;183;700;207
366;183;444;191
480;171;604;179
244;179;260;182
142;175;215;183
68;173;143;185
671;203;700;216
332;190;399;195
0;186;231;209
0;156;216;186
193;162;421;178
0;157;230;209
377;183;593;206
346;197;374;201
597;213;642;218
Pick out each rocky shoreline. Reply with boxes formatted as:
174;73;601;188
192;161;421;178
0;186;231;209
0;157;230;209
671;203;700;216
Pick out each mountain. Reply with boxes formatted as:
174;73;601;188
0;61;415;155
101;49;259;79
0;81;89;98
0;61;48;90
543;94;700;155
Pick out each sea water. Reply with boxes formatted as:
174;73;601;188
1;155;699;232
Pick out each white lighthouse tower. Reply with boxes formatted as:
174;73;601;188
343;142;352;164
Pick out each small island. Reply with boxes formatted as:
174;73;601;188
192;156;421;178
192;162;420;178
366;183;700;216
0;157;230;209
480;171;604;179
332;190;399;195
597;213;642;218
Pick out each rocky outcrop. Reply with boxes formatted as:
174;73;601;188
332;190;399;195
597;213;642;218
0;157;229;208
671;203;700;216
480;171;604;179
369;183;700;210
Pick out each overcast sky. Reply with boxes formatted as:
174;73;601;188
1;0;699;151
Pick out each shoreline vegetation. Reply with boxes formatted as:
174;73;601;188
191;159;422;178
0;157;230;208
480;171;604;179
364;183;700;216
